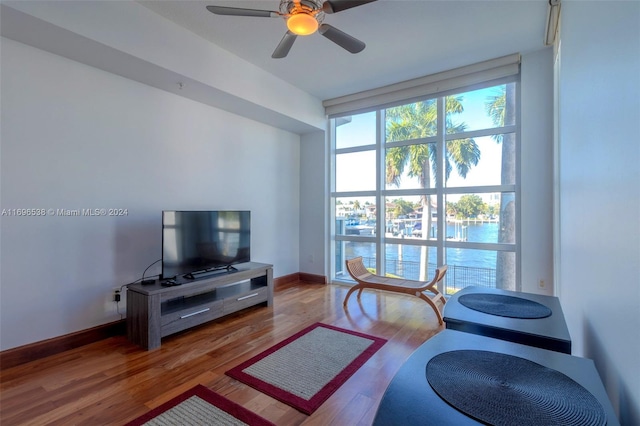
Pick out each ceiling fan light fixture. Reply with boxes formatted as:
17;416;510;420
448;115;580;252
287;13;318;35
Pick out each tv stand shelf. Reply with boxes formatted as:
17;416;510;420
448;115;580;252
126;262;273;350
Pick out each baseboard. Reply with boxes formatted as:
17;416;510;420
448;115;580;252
273;272;300;289
0;320;126;371
1;272;329;370
274;272;327;289
298;272;328;284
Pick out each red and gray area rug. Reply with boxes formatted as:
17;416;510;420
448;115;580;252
125;384;275;426
226;322;387;415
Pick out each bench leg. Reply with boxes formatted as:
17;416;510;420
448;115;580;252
427;287;447;305
418;293;444;325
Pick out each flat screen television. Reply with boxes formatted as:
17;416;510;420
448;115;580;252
162;210;250;279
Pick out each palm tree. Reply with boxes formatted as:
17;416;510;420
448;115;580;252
353;200;361;217
486;84;516;290
386;97;480;280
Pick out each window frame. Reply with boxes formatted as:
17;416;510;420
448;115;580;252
330;76;521;293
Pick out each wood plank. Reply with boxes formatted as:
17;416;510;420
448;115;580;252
0;281;442;425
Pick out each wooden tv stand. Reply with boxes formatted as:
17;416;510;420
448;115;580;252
126;262;273;350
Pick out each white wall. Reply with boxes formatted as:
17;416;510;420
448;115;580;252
0;38;301;351
299;130;327;276
520;48;554;295
558;2;640;423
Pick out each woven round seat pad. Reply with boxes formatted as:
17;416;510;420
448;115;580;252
426;350;606;426
458;293;552;318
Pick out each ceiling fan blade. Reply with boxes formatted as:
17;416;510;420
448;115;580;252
206;5;279;18
272;31;297;58
322;0;376;14
318;24;365;53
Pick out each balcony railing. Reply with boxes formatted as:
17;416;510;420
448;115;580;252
358;257;496;295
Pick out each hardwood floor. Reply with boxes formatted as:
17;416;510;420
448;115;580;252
0;281;443;425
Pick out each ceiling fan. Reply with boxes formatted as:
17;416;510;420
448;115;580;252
206;0;376;58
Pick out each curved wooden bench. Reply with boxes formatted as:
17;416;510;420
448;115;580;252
343;256;448;325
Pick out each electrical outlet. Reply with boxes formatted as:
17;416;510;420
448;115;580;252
113;289;121;302
538;279;545;289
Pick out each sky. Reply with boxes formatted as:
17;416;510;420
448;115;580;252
335;85;508;204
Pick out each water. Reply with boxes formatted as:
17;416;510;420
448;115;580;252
340;222;501;290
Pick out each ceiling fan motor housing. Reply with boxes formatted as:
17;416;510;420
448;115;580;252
280;0;325;24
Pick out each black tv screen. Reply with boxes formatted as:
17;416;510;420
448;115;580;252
162;210;251;279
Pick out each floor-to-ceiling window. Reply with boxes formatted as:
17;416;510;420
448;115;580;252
331;79;519;294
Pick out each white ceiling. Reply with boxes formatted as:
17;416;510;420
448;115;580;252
139;0;550;101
